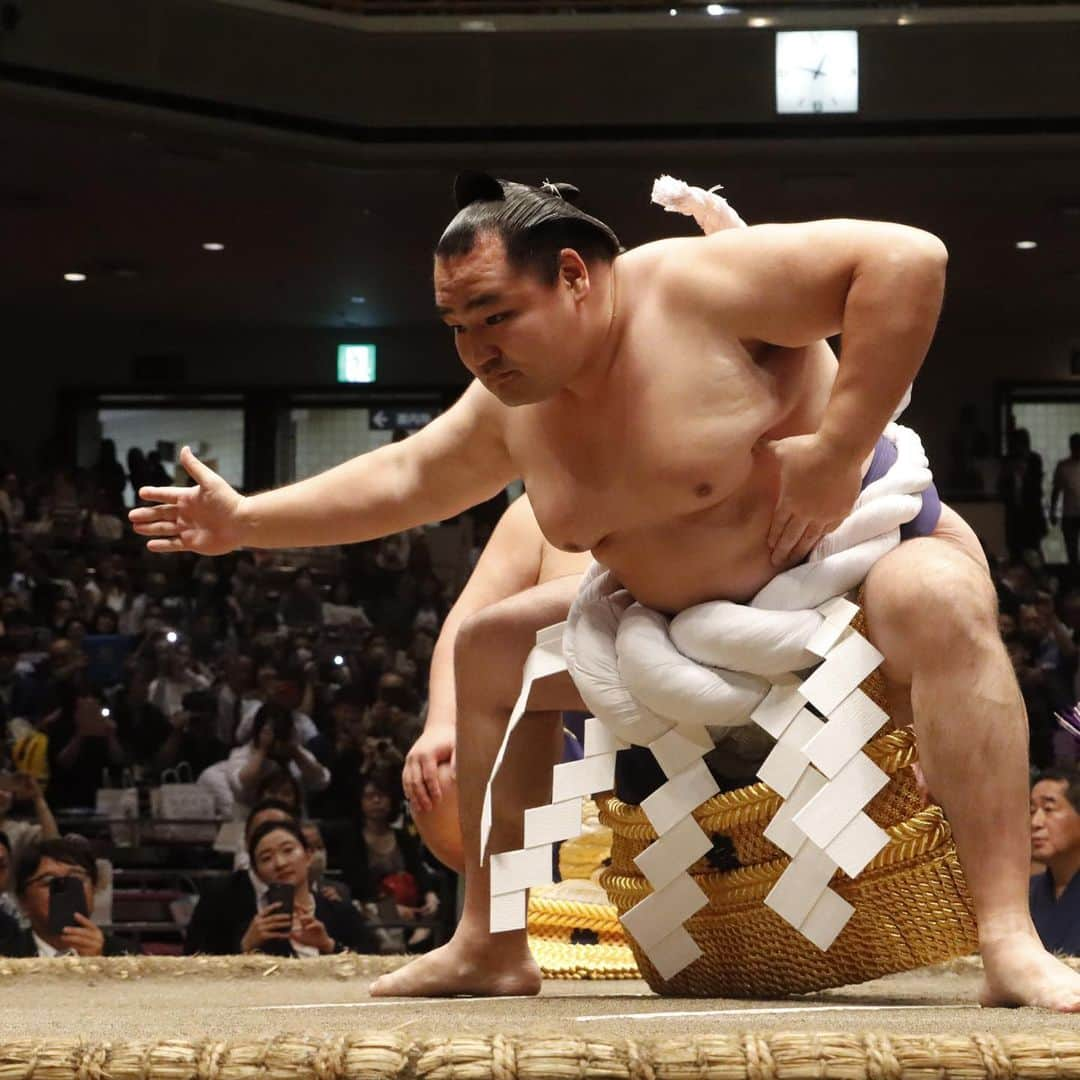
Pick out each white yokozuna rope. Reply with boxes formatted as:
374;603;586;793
479;177;934;981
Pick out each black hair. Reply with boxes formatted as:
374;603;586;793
15;837;97;896
1032;767;1080;814
0;831;11;856
248;817;309;863
244;798;298;841
358;765;404;821
254;768;303;809
436;171;622;286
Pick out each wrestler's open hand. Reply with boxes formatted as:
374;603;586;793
761;433;863;567
129;446;246;556
403;726;455;813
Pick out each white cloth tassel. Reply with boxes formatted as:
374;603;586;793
651;175;749;233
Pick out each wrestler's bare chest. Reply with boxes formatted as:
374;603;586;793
507;321;837;612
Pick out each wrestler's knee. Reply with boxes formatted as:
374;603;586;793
865;541;1000;681
454;601;536;709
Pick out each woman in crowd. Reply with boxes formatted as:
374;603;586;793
187;818;373;956
342;769;440;953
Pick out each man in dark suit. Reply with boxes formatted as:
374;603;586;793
0;838;132;957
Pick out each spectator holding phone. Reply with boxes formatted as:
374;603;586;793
184;798;296;953
0;838;131;957
48;683;128;809
186;817;373;956
227;703;329;821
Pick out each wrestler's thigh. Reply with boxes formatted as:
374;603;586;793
455;574;587;714
861;503;999;689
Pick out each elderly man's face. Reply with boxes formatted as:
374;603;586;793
1031;779;1080;865
434;231;587;407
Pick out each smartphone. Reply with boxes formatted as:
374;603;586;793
265;882;295;922
48;876;89;936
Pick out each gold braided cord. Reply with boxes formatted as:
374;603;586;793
528;896;623;937
527;938;640;980
2;1033;1080;1080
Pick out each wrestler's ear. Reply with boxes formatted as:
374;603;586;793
558;249;590;296
453;171;505;209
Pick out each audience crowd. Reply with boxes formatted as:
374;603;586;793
0;439;502;957
0;431;1077;958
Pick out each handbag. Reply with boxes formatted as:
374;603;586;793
95;769;139;846
149;763;218;843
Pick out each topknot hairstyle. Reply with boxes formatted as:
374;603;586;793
436;171;623;286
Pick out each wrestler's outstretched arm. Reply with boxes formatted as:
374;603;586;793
128;381;514;555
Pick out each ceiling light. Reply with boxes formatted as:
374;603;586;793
202;242;225;252
350;296;367;304
63;272;86;282
748;16;771;27
1016;240;1038;250
706;4;730;13
669;7;678;14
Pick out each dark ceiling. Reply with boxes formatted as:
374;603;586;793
1;85;1078;334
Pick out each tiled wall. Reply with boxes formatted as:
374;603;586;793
291;408;392;482
1010;402;1080;564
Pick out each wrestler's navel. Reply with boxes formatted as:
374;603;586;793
694;482;713;499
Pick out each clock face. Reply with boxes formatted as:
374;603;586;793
775;30;859;115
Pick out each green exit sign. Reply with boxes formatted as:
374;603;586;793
337;344;376;383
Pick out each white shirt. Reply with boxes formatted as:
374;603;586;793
32;931;66;957
148;672;211;718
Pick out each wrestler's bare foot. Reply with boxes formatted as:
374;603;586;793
979;933;1080;1011
369;935;542;998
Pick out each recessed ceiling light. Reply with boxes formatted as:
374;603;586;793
705;4;729;13
1016;240;1038;250
748;16;771;26
350;296;367;304
63;272;86;282
202;242;225;252
669;7;678;14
